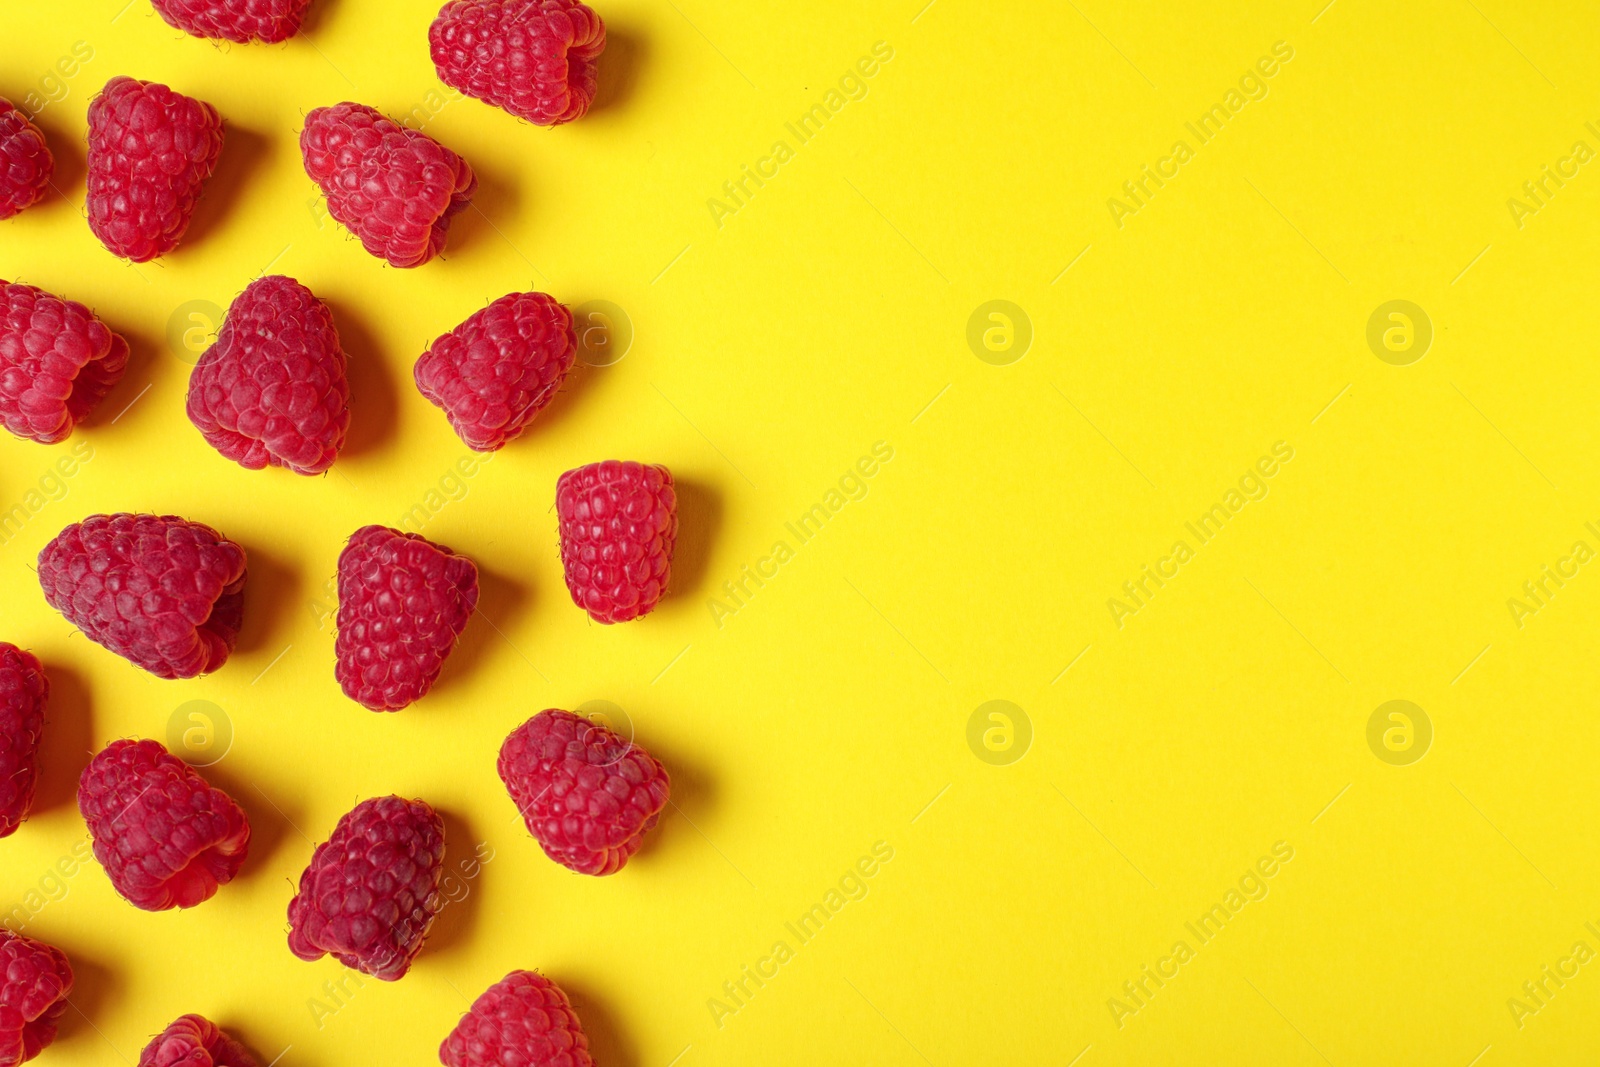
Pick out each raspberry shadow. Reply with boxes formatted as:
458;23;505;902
198;758;293;873
28;661;91;818
429;560;528;703
587;23;649;119
416;807;482;964
296;0;340;35
434;158;517;264
228;537;297;658
73;318;154;433
562;980;639;1067
322;295;397;460
181;124;270;254
627;734;711;866
31;938;114;1050
662;476;721;606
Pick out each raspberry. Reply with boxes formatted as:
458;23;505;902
429;0;606;127
498;709;669;875
439;970;593;1067
0;98;53;219
301;103;476;268
137;1014;257;1067
556;461;676;624
37;514;247;679
78;739;251;911
186;275;350;475
414;292;575;452
150;0;313;43
287;795;446;981
0;279;131;445
335;525;479;711
86;77;224;263
0;930;72;1067
0;644;47;839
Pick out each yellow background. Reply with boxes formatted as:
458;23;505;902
5;0;1600;1063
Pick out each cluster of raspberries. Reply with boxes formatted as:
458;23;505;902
2;0;604;262
27;465;674;702
3;697;661;1064
0;1;701;1065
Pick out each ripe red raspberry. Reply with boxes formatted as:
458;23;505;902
0;98;53;220
0;644;47;840
556;461;676;624
0;930;72;1067
0;279;131;445
186;275;350;475
78;739;251;911
136;1014;257;1067
439;970;593;1067
414;292;575;452
150;0;313;43
429;0;606;127
287;795;446;981
498;709;669;875
37;514;247;679
86;77;224;263
301;103;476;268
335;525;479;711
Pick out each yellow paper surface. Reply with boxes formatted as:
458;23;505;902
5;1;1600;1063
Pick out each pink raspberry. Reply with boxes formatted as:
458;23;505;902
556;461;676;624
86;77;224;262
301;103;476;268
150;0;314;43
78;739;251;911
0;930;72;1067
429;0;606;127
186;275;350;475
0;279;131;445
137;1014;257;1067
498;709;669;875
287;795;446;981
0;98;53;219
0;644;47;839
335;525;479;711
440;970;593;1067
37;514;247;679
414;291;575;452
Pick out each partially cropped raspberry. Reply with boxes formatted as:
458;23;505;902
37;514;247;679
1;279;131;444
287;796;446;981
440;970;593;1067
0;930;72;1067
335;525;479;711
0;644;47;839
414;292;574;452
499;709;669;875
0;98;53;219
556;461;676;624
429;0;605;127
78;739;250;911
150;0;314;43
301;103;476;268
187;275;350;475
137;1014;257;1067
86;77;224;262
